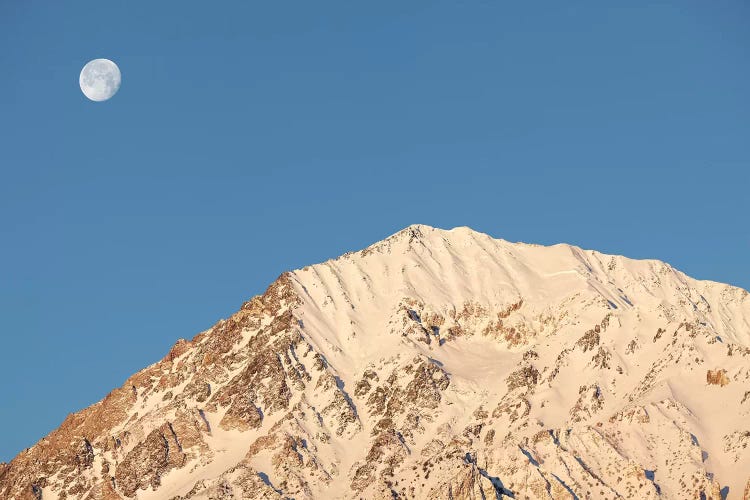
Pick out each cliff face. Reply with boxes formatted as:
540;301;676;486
2;225;750;500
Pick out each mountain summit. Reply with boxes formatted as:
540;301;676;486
2;225;749;499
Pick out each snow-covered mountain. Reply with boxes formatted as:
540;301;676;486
2;225;749;500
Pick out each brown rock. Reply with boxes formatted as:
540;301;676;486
114;424;187;497
707;369;730;386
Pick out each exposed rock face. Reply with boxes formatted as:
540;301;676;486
115;424;189;497
2;225;750;499
707;368;730;386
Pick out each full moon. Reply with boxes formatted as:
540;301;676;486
79;59;121;102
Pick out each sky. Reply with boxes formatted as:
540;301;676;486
0;1;748;462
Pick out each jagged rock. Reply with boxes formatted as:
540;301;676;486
114;424;187;497
591;346;611;369
506;365;540;391
219;396;263;431
707;369;730;386
576;328;600;352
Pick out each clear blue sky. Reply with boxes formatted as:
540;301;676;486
1;1;748;461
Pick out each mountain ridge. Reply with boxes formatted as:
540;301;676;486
2;225;749;499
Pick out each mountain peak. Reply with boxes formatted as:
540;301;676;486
358;224;504;261
2;227;749;499
386;223;492;241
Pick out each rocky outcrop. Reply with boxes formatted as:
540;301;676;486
707;368;730;386
114;424;187;497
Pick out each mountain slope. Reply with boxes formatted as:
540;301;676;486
2;225;749;499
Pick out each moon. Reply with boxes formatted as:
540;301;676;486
79;59;121;102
